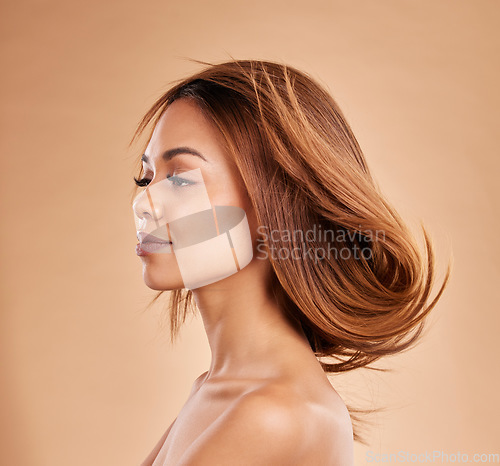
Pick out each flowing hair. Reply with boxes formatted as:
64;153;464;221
130;59;451;441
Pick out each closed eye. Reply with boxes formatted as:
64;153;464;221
133;174;195;188
167;174;195;187
133;176;151;187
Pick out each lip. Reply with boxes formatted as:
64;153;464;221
136;243;150;256
136;242;172;256
136;231;173;256
137;231;171;244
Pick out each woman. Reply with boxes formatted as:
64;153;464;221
131;59;449;465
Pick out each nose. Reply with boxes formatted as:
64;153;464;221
132;188;164;229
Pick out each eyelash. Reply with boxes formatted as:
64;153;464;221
133;174;193;188
133;177;150;187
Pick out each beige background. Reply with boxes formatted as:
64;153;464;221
1;0;499;465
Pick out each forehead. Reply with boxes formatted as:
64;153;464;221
145;98;224;163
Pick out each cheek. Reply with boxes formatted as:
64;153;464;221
210;186;257;242
208;177;251;211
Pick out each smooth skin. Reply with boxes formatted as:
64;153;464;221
136;99;354;465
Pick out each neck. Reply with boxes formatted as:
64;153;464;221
191;259;311;381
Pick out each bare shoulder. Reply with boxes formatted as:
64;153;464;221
190;371;209;394
141;372;210;466
176;381;353;466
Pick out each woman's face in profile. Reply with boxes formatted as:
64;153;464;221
132;98;255;291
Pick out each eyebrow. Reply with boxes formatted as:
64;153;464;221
141;147;207;164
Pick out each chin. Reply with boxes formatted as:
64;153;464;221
141;254;185;291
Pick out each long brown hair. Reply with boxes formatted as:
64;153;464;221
130;59;451;440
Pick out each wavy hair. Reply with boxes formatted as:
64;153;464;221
130;59;451;441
